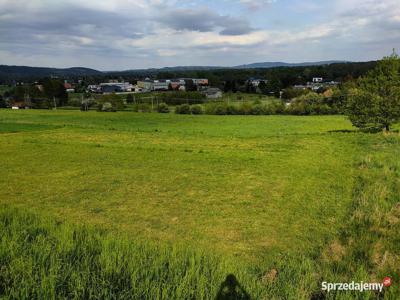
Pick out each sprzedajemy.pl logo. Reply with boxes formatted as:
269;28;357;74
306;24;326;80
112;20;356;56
322;277;392;293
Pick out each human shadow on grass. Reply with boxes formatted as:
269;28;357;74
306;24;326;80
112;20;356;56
215;274;251;300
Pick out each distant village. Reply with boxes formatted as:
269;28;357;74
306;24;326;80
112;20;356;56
2;74;341;111
65;77;339;98
84;78;224;99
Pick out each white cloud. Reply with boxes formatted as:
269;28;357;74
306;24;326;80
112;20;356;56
238;0;277;10
0;0;399;69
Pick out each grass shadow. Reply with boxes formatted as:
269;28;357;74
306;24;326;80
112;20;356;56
327;129;357;133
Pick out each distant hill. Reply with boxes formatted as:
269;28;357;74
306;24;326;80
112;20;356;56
107;66;224;76
108;61;351;76
233;61;348;69
0;60;354;81
0;65;103;80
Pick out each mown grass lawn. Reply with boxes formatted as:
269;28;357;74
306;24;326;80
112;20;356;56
0;110;355;258
0;110;399;299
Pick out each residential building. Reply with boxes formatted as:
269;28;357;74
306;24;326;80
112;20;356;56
99;82;133;93
202;88;223;99
88;85;100;93
248;78;267;87
192;78;209;86
137;80;169;91
312;77;323;83
168;79;186;90
152;80;169;91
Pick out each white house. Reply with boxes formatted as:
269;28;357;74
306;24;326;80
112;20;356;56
312;77;323;83
202;88;223;99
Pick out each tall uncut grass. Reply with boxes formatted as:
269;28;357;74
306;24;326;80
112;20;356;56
0;206;335;299
0;207;263;299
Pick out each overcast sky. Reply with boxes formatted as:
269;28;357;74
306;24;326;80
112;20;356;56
0;0;399;70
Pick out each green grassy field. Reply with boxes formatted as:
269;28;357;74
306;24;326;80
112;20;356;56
0;110;399;299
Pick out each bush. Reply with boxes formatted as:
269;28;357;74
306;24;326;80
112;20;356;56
97;94;125;111
190;104;203;115
175;104;191;114
156;91;206;105
204;102;226;115
285;101;306;115
99;102;116;112
157;103;170;113
67;96;82;107
214;103;228;115
126;94;134;104
237;102;253;115
133;103;152;112
315;104;333;115
281;88;310;100
264;100;286;115
286;92;325;115
0;95;7;108
226;104;239;115
251;104;265;115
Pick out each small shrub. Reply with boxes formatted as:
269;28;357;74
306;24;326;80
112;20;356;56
316;104;333;115
214;103;228;115
251;104;265;115
137;103;152;113
97;94;125;110
190;104;203;115
238;102;253;115
265;100;286;115
204;103;218;115
204;102;228;115
226;104;239;115
175;104;191;114
99;102;116;112
157;103;170;113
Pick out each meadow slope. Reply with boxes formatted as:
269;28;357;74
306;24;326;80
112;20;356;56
0;110;399;299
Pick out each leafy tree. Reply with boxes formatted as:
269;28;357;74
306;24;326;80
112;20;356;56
245;81;256;93
126;94;134;104
347;53;400;131
224;80;232;93
231;80;237;93
263;77;282;97
184;79;197;92
11;85;26;101
0;95;7;108
41;79;68;107
257;81;267;94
